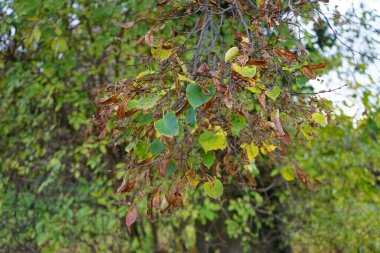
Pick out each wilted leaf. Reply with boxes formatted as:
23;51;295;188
125;204;137;228
232;63;257;78
204;179;223;199
274;48;297;61
312;113;327;127
225;46;239;62
186;83;215;108
154;111;179;137
120;21;134;29
301;66;317;79
145;31;154;47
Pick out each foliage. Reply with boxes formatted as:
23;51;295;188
95;0;336;224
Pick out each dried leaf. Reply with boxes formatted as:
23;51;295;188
274;48;297;61
125;204;137;229
271;109;285;136
145;31;154;47
120;21;134;29
301;66;317;79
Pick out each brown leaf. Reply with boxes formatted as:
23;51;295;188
258;93;266;110
274;48;297;61
98;127;107;140
301;66;317;79
197;63;208;73
246;59;269;67
99;93;119;105
120;21;134;29
153;189;160;211
117;102;126;121
308;63;327;71
157;0;171;6
125;204;137;229
145;31;154;47
115;175;127;193
271;109;285;136
318;0;329;3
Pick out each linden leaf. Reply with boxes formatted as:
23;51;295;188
260;142;276;155
178;74;195;83
281;167;295;181
230;114;246;136
136;70;156;80
247;86;261;94
186;83;216;108
204;179;223;199
265;86;281;100
225;46;239;62
125;204;137;228
152;47;172;61
199;130;227;153
154;112;179;137
232;63;257;78
200;150;215;169
312;113;327;127
241;142;259;161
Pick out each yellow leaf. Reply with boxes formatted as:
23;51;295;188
136;70;155;80
281;167;295;181
199;128;227;153
241;142;259;161
232;63;257;78
225;46;239;62
260;142;276;155
178;73;195;83
247;86;261;94
151;47;172;61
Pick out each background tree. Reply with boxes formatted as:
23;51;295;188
1;0;379;252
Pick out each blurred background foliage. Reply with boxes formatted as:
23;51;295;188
0;0;379;252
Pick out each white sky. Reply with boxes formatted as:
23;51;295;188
311;0;380;117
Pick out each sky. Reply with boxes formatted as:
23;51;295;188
311;0;380;117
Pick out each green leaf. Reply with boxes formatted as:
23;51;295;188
127;96;160;110
312;113;327;127
265;86;281;100
184;106;196;126
230;114;246;136
136;113;154;127
154;112;179;137
204;179;223;199
200;150;215;169
150;138;165;155
232;63;256;78
186;83;215;108
225;46;239;62
199;130;227;153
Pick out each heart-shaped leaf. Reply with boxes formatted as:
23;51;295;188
154;112;179;137
186;83;215;108
204;179;223;199
232;63;257;78
312;113;327;127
